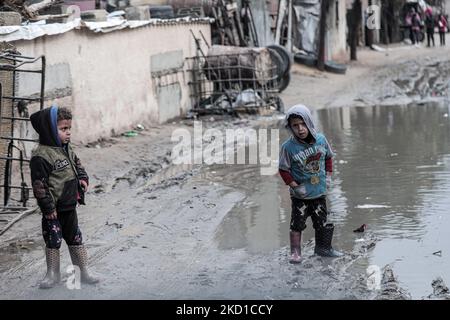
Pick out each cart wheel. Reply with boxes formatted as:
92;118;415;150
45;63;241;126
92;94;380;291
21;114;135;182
267;47;289;80
266;44;292;77
278;72;291;93
272;96;285;111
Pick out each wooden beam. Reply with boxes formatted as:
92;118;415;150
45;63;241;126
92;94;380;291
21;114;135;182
0;207;38;236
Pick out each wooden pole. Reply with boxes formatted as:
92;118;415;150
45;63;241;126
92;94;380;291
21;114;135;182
317;0;328;71
275;0;287;44
350;0;362;61
286;0;293;52
381;0;389;44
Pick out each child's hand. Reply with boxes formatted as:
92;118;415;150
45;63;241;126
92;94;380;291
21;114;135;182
291;185;306;198
45;211;57;220
80;180;88;192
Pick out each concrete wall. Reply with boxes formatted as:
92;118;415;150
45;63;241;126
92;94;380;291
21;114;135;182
13;22;211;144
328;0;348;60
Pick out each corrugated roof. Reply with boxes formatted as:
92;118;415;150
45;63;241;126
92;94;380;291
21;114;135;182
0;16;213;42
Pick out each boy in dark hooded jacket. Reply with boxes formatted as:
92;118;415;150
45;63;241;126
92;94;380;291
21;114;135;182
30;106;99;289
279;105;343;263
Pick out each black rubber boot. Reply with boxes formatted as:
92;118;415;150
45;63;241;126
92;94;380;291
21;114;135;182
314;223;343;257
39;248;61;289
289;231;302;264
68;245;100;284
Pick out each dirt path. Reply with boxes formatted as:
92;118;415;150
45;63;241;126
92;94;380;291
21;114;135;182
1;42;449;300
283;43;450;110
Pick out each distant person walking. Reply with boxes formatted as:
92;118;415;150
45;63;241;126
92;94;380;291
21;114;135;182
411;8;422;45
405;8;414;43
425;8;435;47
438;13;448;46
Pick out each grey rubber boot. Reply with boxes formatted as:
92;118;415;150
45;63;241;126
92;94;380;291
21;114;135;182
68;245;99;284
314;223;343;257
289;231;302;264
39;248;61;289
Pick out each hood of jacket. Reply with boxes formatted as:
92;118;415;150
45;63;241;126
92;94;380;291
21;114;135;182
284;104;318;141
30;106;62;147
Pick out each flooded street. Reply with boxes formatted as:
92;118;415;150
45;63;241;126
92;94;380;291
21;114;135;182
322;102;450;299
2;46;450;300
205;102;450;299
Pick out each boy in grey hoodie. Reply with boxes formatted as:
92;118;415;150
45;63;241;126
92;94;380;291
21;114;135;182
279;104;343;263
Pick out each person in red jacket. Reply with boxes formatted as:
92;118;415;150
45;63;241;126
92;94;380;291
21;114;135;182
438;13;448;46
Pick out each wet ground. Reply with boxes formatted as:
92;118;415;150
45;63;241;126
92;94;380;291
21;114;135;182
319;102;450;299
206;101;450;299
0;113;382;300
1;44;450;299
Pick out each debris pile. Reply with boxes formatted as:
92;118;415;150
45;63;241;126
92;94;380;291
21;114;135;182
187;44;290;116
0;0;66;22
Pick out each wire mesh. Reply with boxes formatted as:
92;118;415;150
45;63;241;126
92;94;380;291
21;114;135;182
186;50;282;114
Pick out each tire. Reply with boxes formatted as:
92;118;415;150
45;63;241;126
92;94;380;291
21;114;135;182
266;44;292;77
324;61;347;75
278;72;291;93
267;49;290;92
149;5;175;19
268;95;285;111
294;53;317;67
267;47;289;80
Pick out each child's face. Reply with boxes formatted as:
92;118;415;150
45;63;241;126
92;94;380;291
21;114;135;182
57;119;72;144
290;117;309;140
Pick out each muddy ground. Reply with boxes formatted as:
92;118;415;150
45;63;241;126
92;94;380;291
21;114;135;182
1;41;450;300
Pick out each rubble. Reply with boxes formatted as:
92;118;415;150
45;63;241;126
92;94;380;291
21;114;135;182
0;0;61;21
427;277;450;300
187;44;289;116
375;265;411;300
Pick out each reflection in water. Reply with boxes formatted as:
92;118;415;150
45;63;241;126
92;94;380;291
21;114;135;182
320;102;450;298
195;102;450;298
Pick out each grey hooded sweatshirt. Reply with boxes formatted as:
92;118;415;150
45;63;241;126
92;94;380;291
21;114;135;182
279;104;334;199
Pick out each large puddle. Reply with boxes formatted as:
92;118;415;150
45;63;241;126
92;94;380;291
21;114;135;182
194;102;450;299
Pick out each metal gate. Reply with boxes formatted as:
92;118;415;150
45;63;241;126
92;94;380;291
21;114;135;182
0;48;45;233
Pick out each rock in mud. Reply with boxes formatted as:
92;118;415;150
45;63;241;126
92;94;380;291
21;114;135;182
427;277;450;300
376;265;411;300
